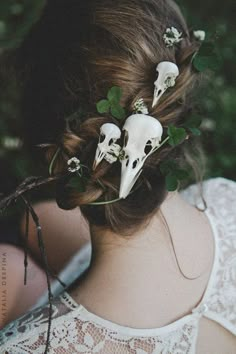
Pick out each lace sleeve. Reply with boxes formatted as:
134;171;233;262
201;178;236;334
0;294;77;350
206;177;236;215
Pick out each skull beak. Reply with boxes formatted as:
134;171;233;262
93;150;105;170
152;87;160;108
119;164;143;199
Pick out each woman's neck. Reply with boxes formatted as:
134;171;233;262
80;190;212;284
89;201;171;268
89;192;175;260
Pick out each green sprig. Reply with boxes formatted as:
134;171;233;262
167;126;187;146
192;33;222;73
184;114;202;136
160;160;189;192
96;86;126;120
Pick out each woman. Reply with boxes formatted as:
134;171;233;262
0;0;236;353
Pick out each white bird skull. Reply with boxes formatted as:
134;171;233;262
93;123;121;169
119;114;163;199
152;61;179;108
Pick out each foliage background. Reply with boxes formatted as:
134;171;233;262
0;0;235;242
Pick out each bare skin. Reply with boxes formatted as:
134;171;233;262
68;191;236;353
20;201;90;273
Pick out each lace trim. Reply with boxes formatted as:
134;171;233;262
61;292;201;337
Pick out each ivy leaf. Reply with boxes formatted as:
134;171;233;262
192;38;221;72
96;86;126;120
165;173;178;191
111;105;126;120
160;161;189;191
197;41;215;56
167;126;187;146
160;160;178;175
96;99;110;114
175;169;189;180
189;127;201;136
193;55;219;72
107;86;122;104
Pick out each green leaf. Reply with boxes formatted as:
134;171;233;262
165;173;178;191
197;41;215;56
167;126;187;146
96;99;110;114
175;169;189;180
111;105;126;120
193;55;220;72
189;127;201;136
193;56;207;72
107;86;122;104
160;160;178;175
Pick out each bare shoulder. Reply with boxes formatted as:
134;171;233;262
197;317;236;354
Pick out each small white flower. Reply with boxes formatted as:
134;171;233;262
163;27;183;47
193;30;206;41
67;157;81;172
104;143;121;164
133;98;149;115
164;74;177;89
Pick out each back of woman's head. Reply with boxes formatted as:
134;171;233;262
20;0;202;234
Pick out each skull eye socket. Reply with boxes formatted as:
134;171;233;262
108;138;114;146
99;133;105;143
132;159;139;169
144;140;152;155
126;158;129;167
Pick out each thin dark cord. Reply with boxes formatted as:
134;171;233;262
21;196;53;354
0;176;60;213
23;207;30;285
159;209;201;281
21;201;67;288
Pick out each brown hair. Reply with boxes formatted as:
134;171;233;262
42;0;202;234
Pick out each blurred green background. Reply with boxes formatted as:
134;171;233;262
0;0;235;242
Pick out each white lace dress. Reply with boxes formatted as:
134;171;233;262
0;178;236;354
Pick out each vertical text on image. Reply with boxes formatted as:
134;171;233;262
1;252;8;324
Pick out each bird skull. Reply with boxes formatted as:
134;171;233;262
119;114;163;199
93;123;121;169
152;61;179;108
